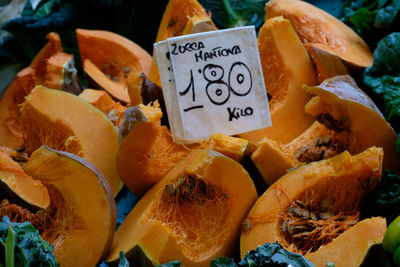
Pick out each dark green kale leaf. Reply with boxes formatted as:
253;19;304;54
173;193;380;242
361;170;400;224
156;260;182;267
238;242;314;267
210;257;237;267
0;216;59;267
198;0;268;30
341;0;400;48
363;32;400;130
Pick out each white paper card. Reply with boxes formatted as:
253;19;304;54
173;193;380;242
156;26;271;141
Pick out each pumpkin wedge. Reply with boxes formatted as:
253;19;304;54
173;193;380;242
0;150;49;210
79;89;126;126
106;149;257;266
76;29;152;104
148;0;216;86
238;16;316;148
0;32;78;149
20;85;122;195
18;146;115;267
252;75;400;185
118;103;248;196
241;147;386;267
265;0;373;69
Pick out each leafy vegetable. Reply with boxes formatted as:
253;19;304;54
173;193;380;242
118;251;130;267
363;32;400;130
0;216;59;267
156;260;182;267
341;0;400;48
238;242;314;267
210;257;237;267
361;170;400;224
198;0;267;30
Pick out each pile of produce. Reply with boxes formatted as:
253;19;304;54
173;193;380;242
0;0;399;266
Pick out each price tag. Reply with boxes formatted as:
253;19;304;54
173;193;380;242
155;26;271;142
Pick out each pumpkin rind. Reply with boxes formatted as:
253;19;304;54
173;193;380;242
265;0;373;69
238;16;316;148
107;149;257;266
20;85;122;195
241;147;384;266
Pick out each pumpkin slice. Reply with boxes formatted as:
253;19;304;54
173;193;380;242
16;146;116;266
20;85;122;195
76;29;151;104
252;75;400;185
148;0;214;86
241;147;385;266
304;44;349;83
0;150;49;210
238;16;316;149
304;75;400;173
118;103;248;196
265;0;373;69
79;89;126;126
106;149;257;266
0;33;78;149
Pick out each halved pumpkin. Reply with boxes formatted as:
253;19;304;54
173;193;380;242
106;149;257;266
265;0;373;69
241;147;386;267
252;75;400;185
79;89;126;126
20;85;122;195
1;145;116;267
148;0;214;86
118;103;248;196
238;16;316;148
76;29;152;104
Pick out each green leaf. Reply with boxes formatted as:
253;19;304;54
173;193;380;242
156;260;182;267
5;225;15;267
210;257;237;267
238;242;314;267
118;251;130;267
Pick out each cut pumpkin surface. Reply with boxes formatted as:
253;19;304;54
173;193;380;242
118;103;248;196
148;0;215;86
241;147;386;267
20;85;122;195
265;0;373;69
106;149;257;266
252;75;400;185
76;29;152;104
238;16;316;148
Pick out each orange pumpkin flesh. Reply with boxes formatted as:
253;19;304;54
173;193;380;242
117;103;248;196
76;29;152;104
148;0;214;86
0;150;49;210
241;147;385;266
106;149;257;266
79;89;126;126
265;0;373;69
20;146;116;267
238;16;316;148
252;75;399;185
20;85;122;195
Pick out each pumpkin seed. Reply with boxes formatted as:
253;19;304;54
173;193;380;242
293;207;310;218
112;76;120;82
282;222;288;233
319;212;333;220
165;184;176;195
286;206;296;215
287;224;295;235
292;231;311;238
106;74;112;79
122;66;131;73
310;212;318;221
